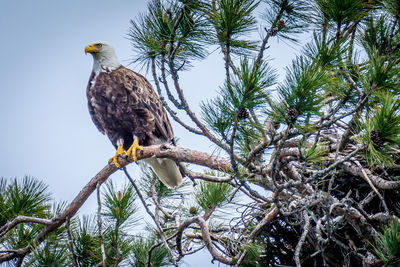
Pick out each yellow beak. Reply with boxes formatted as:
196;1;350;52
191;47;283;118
85;44;101;54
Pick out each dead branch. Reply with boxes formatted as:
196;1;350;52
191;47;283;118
0;216;52;239
340;160;400;189
150;177;174;219
176;216;234;265
294;211;310;267
354;160;389;213
96;183;107;267
185;169;232;183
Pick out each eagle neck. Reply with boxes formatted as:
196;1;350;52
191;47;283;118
92;53;121;76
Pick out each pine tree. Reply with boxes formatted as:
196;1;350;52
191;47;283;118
3;0;400;266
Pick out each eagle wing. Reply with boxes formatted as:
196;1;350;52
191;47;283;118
121;67;175;144
86;71;106;135
87;66;174;147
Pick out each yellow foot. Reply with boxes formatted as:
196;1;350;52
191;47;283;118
126;138;143;161
109;145;124;168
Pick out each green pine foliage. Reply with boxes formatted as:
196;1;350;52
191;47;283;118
382;0;400;17
314;0;373;26
272;56;328;125
102;181;139;231
203;0;259;54
128;0;209;70
72;215;102;267
262;0;312;42
129;235;170;267
0;176;51;226
373;219;400;266
202;58;276;140
195;180;234;214
0;177;52;254
361;91;400;166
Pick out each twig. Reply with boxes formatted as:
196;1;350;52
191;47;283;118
310;146;363;180
175;196;184;229
185;169;232;183
166;53;236;155
150;177;174;219
96;182;107;267
122;167;177;266
294;211;310;267
160;52;184;109
66;216;79;267
354;160;389;213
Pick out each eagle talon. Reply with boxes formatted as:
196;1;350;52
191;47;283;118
126;138;143;161
109;145;125;168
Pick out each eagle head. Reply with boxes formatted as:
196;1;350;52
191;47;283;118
85;41;120;73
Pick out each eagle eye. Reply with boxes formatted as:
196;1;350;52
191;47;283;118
95;43;103;48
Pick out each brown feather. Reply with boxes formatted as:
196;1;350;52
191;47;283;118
86;66;174;150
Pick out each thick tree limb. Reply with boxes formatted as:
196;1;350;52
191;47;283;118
136;144;231;172
340;160;400;190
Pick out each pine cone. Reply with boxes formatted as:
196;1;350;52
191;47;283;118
189;206;198;215
269;28;278;36
277;20;285;29
237;108;249;120
287;108;299;122
370;129;384;147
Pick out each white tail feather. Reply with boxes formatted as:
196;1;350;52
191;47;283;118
144;158;182;188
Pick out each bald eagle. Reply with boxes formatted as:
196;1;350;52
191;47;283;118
85;41;182;188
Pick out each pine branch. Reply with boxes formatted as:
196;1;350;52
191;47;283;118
151;57;203;135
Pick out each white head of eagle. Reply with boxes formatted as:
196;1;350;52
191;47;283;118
84;41;182;189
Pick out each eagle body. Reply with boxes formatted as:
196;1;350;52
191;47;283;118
86;66;173;150
85;41;182;188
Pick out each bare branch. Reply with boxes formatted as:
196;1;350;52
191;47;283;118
176;216;234;265
185;169;232;183
96;182;107;267
341;160;400;190
354;160;389;213
294;211;310;267
0;216;52;239
150;177;174;219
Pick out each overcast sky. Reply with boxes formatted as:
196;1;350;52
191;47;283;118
0;1;303;265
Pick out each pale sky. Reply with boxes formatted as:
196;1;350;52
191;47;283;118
0;1;302;265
